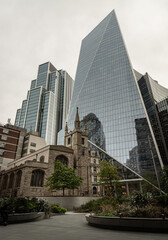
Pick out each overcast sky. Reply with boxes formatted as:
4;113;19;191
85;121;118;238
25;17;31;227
0;0;168;125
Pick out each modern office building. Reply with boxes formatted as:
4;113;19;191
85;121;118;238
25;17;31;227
22;131;46;157
15;62;74;145
58;10;168;176
136;72;168;168
157;98;168;152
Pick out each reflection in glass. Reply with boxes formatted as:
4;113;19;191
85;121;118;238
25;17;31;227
80;113;106;152
66;10;147;172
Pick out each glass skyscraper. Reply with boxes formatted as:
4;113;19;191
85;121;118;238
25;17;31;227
61;10;168;175
15;62;74;145
136;72;168;170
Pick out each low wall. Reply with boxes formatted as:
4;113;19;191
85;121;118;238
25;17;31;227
86;214;168;232
38;197;101;210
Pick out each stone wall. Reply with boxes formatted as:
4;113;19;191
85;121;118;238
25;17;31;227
38;196;101;210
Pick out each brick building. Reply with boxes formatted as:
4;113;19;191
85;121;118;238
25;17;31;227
0;124;26;170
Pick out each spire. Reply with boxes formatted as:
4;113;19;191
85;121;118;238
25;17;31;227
74;107;80;130
65;122;68;134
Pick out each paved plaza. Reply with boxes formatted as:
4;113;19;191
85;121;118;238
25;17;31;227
1;212;168;240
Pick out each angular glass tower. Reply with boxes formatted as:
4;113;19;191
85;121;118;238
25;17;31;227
64;10;165;174
136;72;168;168
15;62;74;145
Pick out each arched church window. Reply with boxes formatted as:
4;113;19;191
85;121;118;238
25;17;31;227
40;156;45;163
16;170;22;188
9;172;14;188
55;155;68;167
2;174;8;189
31;169;44;187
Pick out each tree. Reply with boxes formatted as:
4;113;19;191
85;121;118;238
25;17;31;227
46;161;83;196
98;160;121;197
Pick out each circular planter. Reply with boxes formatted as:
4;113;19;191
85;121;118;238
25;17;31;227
0;212;45;224
85;214;168;232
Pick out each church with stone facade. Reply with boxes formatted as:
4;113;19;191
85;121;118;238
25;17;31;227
0;108;101;198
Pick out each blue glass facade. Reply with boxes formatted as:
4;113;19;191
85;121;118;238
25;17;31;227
67;10;146;166
48;72;56;93
41;92;50;138
19;100;28;128
14;109;21;126
36;63;49;89
30;79;37;89
15;62;74;145
25;87;42;132
63;10;168;176
137;73;168;167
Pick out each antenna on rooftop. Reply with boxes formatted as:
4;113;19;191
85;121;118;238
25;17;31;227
7;118;11;124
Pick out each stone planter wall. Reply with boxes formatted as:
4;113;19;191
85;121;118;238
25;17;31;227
86;214;168;232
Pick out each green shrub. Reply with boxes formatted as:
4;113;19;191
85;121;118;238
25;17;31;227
154;194;168;207
75;196;127;213
0;197;50;213
129;192;153;207
50;205;67;213
97;213;115;216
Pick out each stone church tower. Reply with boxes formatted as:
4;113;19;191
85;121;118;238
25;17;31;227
0;108;100;198
64;107;92;195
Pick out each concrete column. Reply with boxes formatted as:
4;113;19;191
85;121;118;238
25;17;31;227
126;182;130;196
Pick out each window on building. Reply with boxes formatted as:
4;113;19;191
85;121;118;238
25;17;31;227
24;136;29;141
30;142;36;147
82;138;85;145
94;159;96;164
22;149;27;154
0;150;4;156
68;137;71;145
3;128;9;134
94;176;97;182
55;155;68;167
30;149;35;153
9;172;14;188
30;170;44;187
93;187;97;194
2;174;8;190
94;167;97;172
40;156;45;163
0;142;5;148
15;170;22;188
24;142;28;148
1;135;7;141
82;149;85;156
